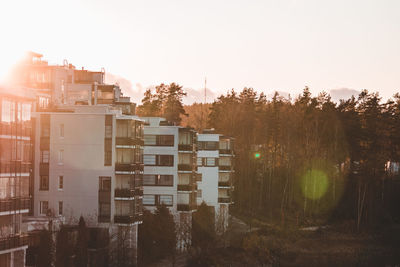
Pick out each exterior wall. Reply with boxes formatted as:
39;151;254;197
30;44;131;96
33;112;113;225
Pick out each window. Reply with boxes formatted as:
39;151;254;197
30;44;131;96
40;150;49;163
198;141;218;150
58;176;63;190
60;124;64;138
98;203;111;222
159;195;173;206
197;157;217;166
58;150;64;164
143;195;173;206
116;148;133;164
197;189;202;198
40;201;48;215
206;158;216;166
144;135;174;146
158;155;173;166
143;175;173;186
99;177;111;191
143;195;156;206
144;155;174;166
158;135;174;146
40;176;49;191
58;201;63;215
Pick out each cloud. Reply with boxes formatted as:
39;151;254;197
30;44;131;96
183;87;217;105
329;88;360;103
105;73;145;104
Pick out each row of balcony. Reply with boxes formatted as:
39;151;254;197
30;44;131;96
0;235;29;251
218;181;231;187
0;198;30;213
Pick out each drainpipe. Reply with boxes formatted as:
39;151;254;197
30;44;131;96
94;82;98;105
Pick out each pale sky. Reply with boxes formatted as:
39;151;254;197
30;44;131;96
1;0;399;101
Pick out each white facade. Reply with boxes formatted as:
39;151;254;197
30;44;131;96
142;117;197;250
196;132;234;233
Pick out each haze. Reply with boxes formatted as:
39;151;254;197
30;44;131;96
1;0;399;101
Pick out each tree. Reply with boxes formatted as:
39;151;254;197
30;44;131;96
137;83;187;125
74;216;89;267
55;226;74;267
37;229;55;267
192;202;216;251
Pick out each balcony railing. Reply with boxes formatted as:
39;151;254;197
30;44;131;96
178;144;193;151
0;235;29;251
115;164;134;172
114;215;140;224
218;197;231;203
114;188;135;198
178;164;193;171
219;165;232;171
218;181;231;187
219;149;232;155
177;204;196;211
177;184;196;192
0;198;30;213
116;137;144;146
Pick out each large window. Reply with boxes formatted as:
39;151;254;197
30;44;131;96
116;148;133;164
144;155;174;166
40;176;49;191
197;157;217;167
144;135;174;146
143;194;173;206
143;175;173;186
1;99;15;123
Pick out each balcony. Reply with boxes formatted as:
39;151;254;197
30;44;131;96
0;235;29;251
178;164;193;171
115;163;134;172
98;215;111;223
177;204;196;211
218;181;231;187
134;188;143;196
177;184;196;192
178;144;193;151
116;137;144;146
219;149;232;155
114;215;136;224
0;198;30;213
114;188;135;198
219;165;232;171
218;197;231;203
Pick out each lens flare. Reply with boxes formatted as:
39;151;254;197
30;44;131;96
301;169;329;200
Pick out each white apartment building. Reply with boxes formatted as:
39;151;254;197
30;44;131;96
32;104;144;263
142;117;197;250
196;131;234;233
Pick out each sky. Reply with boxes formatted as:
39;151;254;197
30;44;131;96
0;0;399;103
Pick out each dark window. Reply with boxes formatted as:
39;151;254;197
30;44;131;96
143;194;173;206
40;176;49;190
158;155;173;166
158;135;174;146
99;176;111;191
59;176;63;190
58;201;63;215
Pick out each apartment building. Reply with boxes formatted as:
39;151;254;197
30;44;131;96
196;131;234;233
0;87;34;267
32;104;144;262
142;117;197;249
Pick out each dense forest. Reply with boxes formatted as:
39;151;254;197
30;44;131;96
138;84;400;230
186;87;400;231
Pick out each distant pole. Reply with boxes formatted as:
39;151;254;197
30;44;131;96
204;77;207;103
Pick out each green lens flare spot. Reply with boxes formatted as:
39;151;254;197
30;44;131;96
254;153;261;159
301;169;329;200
